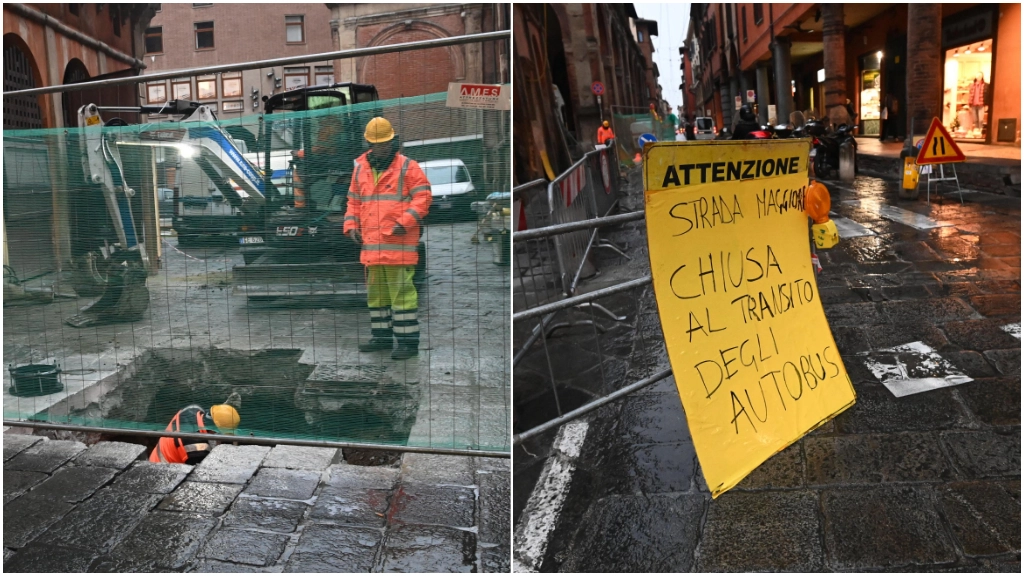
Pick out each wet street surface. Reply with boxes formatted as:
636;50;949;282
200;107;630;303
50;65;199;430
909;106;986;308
514;171;1020;571
3;436;509;572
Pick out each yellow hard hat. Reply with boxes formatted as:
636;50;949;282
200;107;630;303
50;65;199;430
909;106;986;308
210;404;240;429
603;120;610;128
364;117;395;143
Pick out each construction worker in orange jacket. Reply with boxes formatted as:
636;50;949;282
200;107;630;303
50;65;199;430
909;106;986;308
597;120;615;145
343;117;432;360
149;402;240;465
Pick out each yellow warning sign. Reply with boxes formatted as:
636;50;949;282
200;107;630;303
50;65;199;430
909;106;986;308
643;140;856;498
916;117;966;164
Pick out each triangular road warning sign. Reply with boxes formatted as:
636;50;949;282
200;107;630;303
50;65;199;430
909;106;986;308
916;117;966;165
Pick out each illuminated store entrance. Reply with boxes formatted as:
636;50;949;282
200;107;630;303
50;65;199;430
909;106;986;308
943;39;992;141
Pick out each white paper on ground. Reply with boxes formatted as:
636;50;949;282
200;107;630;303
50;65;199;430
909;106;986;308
864;341;973;398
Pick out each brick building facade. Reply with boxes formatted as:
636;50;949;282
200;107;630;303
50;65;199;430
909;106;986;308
513;3;652;184
140;3;336;119
328;3;505;100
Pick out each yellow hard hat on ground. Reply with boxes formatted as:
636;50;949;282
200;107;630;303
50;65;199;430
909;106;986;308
364;117;395;143
210;404;240;429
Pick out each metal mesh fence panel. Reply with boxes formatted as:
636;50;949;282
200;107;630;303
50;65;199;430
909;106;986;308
3;91;510;454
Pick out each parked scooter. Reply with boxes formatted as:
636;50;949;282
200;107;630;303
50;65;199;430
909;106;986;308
809;121;858;179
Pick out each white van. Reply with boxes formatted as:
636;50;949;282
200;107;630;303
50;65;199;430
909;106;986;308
694;117;716;140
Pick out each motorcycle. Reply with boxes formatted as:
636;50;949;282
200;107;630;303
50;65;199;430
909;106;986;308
809;122;858;179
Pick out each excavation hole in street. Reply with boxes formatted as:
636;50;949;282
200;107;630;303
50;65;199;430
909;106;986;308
516;386;595;433
67;347;420;463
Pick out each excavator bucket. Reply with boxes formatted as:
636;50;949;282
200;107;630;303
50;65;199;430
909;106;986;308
65;264;150;328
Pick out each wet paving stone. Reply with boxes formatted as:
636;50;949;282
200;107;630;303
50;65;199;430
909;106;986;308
244;468;320;500
3;543;99;573
3;440;86;473
380;524;476;573
200;528;289;567
159;481;243;515
942;430;1021;479
823;302;886;327
942;319;1021;352
400;453;476;486
937;481;1021;556
969;294;1020;318
830;325;873;354
390;483;475;528
190;444;269;484
73;441;145;469
261;445;337;471
819;286;867;305
28;465;118;503
822;485;957;570
697;490;823;571
2;491;75;548
223;497;308;533
561;493;705;572
805;432;953;485
982;349;1021;378
942;349;1000;378
36;487;161;552
881;284;933;302
284;524;382;572
861;320;951;350
592;441;697;496
2;434;43;461
958;378;1021;426
880;297;980;325
733;441;804;490
95;511;217;572
477;470;510;546
3;469;47;504
834;386;972;433
309;484;391;527
325;462;400;490
112;461;192;494
188;559;268;572
617;392;690;445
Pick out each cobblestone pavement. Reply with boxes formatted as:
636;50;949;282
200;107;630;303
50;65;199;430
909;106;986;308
513;170;1020;572
4;437;509;572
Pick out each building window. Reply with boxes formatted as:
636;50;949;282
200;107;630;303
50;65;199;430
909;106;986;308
222;72;242;98
314;66;334;86
195;21;215;50
112;6;121;37
637;30;644;43
286;15;305;43
145;27;163;54
154;4;161;12
284;67;309;90
147;82;167;104
742;7;748;43
753;4;764;25
69;5;79;16
197;75;217;100
193;3;212;7
222;100;244;112
172;79;192;100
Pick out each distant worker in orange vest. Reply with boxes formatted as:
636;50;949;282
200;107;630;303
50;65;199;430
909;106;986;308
344;117;432;360
149;400;240;465
597;120;615;146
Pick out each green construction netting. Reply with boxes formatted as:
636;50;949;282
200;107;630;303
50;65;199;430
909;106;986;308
3;91;511;453
611;112;677;170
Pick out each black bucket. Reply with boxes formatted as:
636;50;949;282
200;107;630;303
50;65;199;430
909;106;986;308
9;364;63;397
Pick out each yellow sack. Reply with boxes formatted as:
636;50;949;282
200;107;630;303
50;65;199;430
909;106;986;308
812;219;839;249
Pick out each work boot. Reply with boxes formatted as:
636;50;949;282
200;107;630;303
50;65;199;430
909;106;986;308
391;340;419;360
359;338;393;352
359;327;394;353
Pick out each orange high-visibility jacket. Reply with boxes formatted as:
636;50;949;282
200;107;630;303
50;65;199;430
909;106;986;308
149;405;214;464
343;152;432;266
597;126;615;144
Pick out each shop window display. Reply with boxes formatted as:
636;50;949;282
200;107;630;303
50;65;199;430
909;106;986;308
943;39;991;140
